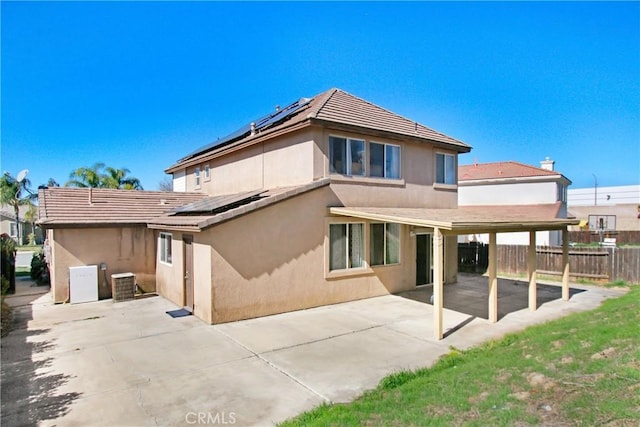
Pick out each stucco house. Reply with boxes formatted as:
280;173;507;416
39;88;578;340
1;204;41;245
458;159;572;245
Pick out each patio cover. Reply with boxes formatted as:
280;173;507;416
329;204;579;340
329;203;578;234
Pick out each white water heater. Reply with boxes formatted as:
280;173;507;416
69;265;99;304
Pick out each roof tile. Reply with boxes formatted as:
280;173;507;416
459;161;561;181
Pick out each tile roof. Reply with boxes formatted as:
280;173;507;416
38;187;207;227
330;203;574;233
148;178;331;231
459;161;562;181
166;88;470;172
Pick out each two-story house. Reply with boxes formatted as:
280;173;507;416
152;88;470;325
39;88;578;340
458;159;572;245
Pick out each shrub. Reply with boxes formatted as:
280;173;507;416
30;253;50;286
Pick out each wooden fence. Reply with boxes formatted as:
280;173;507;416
458;243;640;284
568;230;640;245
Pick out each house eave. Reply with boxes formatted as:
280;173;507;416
459;174;571;186
310;118;472;153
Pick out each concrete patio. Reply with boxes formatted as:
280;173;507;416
1;275;625;426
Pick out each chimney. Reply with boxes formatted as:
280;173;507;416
540;156;555;171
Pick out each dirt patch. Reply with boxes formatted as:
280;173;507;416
552;340;563;349
497;370;512;382
525;372;556;390
591;347;617;360
468;391;489;404
510;391;530;401
560;356;574;364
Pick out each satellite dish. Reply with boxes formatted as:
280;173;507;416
16;169;29;182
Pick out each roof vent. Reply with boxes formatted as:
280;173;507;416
250;122;256;136
275;105;280;112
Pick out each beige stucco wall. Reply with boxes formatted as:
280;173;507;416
154;185;458;324
178;125;461;211
48;226;156;303
183;128;316;195
155;230;184;307
317;128;459;209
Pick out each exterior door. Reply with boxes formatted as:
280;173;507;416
416;234;434;285
183;235;194;312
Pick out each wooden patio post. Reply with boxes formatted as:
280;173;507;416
433;227;444;340
488;232;498;323
562;228;570;301
528;231;537;311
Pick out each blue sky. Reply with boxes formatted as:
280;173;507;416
2;1;639;191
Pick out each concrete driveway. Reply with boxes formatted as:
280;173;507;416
1;277;624;426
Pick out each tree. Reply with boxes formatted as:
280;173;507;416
46;178;60;187
158;177;173;191
103;167;143;190
0;174;36;244
65;163;143;190
24;203;38;245
65;162;107;188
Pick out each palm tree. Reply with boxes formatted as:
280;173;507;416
65;162;106;188
104;167;143;190
23;203;38;245
65;163;143;190
0;174;36;244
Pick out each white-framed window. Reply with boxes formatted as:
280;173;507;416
329;223;365;271
370;142;401;179
194;167;201;188
370;223;400;266
435;153;456;185
329;136;366;176
204;165;211;181
9;223;18;238
160;232;172;265
557;183;567;202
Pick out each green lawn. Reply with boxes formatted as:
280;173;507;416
281;285;640;426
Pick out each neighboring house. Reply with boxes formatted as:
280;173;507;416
0;204;42;245
567;184;639;233
39;88;578;340
458;159;572;246
568;184;640;207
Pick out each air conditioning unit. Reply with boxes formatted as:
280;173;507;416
111;273;136;303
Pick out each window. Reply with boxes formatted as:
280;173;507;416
160;233;172;264
557;183;567;202
329;136;365;176
204;165;210;181
370;143;400;179
194;167;201;188
370;223;400;266
436;153;456;185
9;223;18;237
329;223;365;270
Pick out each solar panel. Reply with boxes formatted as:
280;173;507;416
172;189;266;215
178;97;312;162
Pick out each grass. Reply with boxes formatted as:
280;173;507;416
15;266;31;277
281;284;640;426
16;244;42;253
